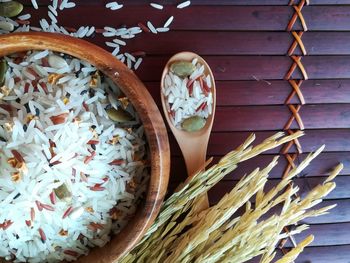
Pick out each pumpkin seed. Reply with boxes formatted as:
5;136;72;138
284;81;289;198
106;108;133;122
181;116;206;132
0;21;14;31
54;183;72;202
0;59;8;86
48;55;68;69
0;1;23;18
170;61;196;78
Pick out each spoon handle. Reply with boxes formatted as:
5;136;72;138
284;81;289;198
182;137;210;210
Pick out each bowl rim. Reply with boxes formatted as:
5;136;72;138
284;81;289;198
0;32;170;262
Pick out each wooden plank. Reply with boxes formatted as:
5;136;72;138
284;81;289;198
14;1;350;258
302;199;349;224
23;6;350;31
251;245;350;263
206;198;349;224
138;56;350;81
147;80;350;106
30;0;350;6
284;222;350;247
90;32;350;56
169;152;350;183
292;244;350;263
212;80;350;105
204;176;350;203
169;176;350;202
208;199;348;224
166;184;350;223
249;248;350;263
212;105;350;132
168;130;350;156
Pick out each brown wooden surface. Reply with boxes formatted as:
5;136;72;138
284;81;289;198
0;33;170;263
14;32;350;56
168;130;350;156
22;0;350;5
138;56;350;81
23;5;350;31
7;1;350;262
170;152;350;181
147;80;350;105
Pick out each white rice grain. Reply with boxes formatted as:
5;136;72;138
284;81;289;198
124;53;136;62
65;1;76;8
32;50;49;61
103;31;116;37
53;0;58;9
48;11;58;24
156;27;169;33
112;46;120;56
126;58;132;69
150;3;163;10
39;19;50;31
86;26;95;37
18;14;31;20
134;58;143;70
106;1;123;10
147;21;157;34
106;41;119;48
164;16;174;28
177;0;191;9
112;38;126;46
31;0;39;9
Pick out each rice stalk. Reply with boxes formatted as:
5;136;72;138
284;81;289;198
274;235;314;263
119;132;342;263
143;131;303;241
164;158;279;263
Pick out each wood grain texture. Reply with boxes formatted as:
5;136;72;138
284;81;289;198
169;152;350;183
294;245;350;263
4;1;350;260
212;105;350;131
25;0;350;6
250;244;350;263
23;6;350;31
284;222;350;247
0;32;170;262
146;79;350;106
169;176;350;208
77;32;350;56
204;176;350;203
168;130;350;156
137;56;350;81
205;199;349;224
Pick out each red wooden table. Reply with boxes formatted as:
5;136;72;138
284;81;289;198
19;1;350;262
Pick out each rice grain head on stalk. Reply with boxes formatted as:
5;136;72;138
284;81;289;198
120;131;343;263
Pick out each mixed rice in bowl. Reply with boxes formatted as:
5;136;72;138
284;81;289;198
0;50;150;262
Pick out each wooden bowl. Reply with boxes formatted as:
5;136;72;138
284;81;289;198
0;32;170;262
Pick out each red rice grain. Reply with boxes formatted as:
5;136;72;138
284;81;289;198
62;206;74;219
39;228;46;243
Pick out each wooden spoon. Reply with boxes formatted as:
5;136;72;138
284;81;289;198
161;51;216;209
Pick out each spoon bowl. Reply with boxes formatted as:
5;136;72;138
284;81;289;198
161;52;216;208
